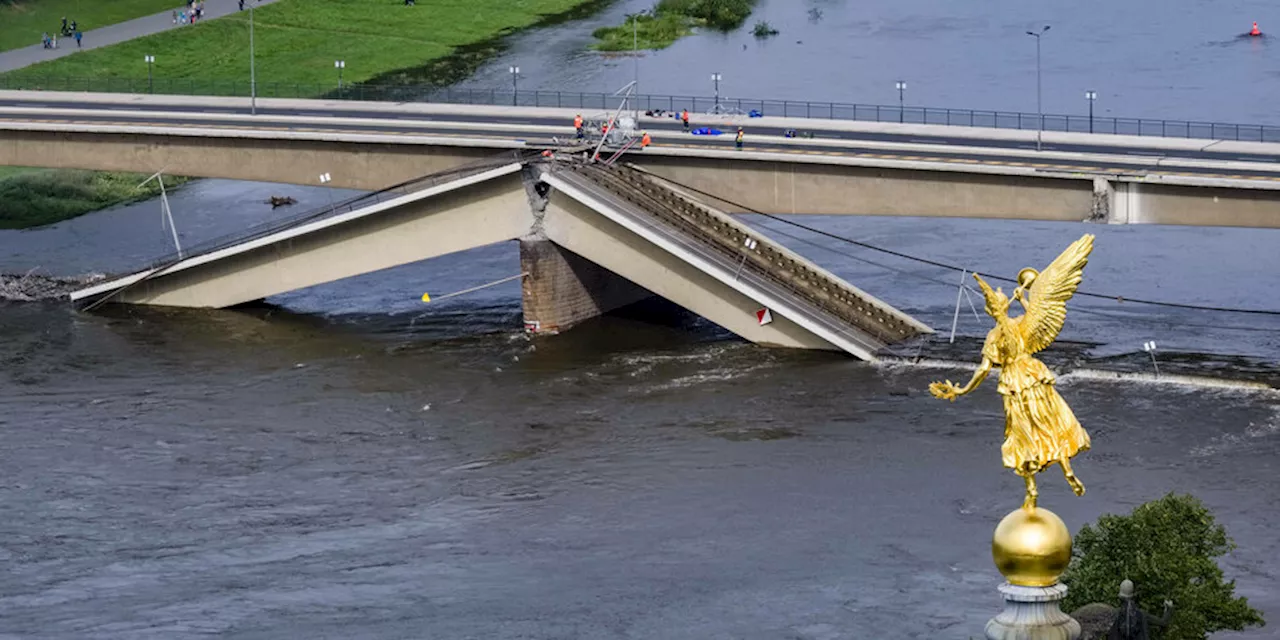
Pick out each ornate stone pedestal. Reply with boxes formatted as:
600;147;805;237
986;583;1082;640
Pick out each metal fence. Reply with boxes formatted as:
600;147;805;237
6;74;1280;143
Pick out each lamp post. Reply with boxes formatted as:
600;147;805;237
249;0;256;115
144;55;155;94
509;65;520;106
1085;90;1097;134
1025;25;1050;150
711;72;722;111
629;10;648;119
896;80;906;123
335;60;345;90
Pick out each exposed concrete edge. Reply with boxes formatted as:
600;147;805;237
71;162;526;301
543;172;880;361
8;90;1280;156
0;120;529;149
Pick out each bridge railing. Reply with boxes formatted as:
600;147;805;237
5;74;1280;143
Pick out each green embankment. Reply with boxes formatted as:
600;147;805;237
0;169;189;229
2;0;601;89
0;0;181;53
592;0;757;51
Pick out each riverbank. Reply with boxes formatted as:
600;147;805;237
0;0;610;90
592;0;757;51
0;169;189;230
0;0;178;54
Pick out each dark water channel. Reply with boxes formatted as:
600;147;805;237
3;0;1280;636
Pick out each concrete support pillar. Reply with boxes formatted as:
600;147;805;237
519;238;652;334
1089;178;1112;223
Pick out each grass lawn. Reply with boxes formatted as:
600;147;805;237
0;169;189;229
2;0;599;89
0;0;181;53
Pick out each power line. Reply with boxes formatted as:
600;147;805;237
630;165;1280;317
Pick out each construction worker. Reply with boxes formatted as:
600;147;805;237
681;109;690;131
735;127;745;150
640;131;652;149
574;114;584;140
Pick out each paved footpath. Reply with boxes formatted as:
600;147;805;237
0;0;283;74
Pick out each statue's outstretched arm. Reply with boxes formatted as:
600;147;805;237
1150;600;1175;627
930;357;992;401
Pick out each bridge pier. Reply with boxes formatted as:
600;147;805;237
519;238;652;334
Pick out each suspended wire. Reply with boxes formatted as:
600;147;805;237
755;217;1280;335
629;165;1280;317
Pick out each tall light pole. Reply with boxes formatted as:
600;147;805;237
335;60;345;90
1085;90;1097;134
629;10;648;119
711;72;722;111
509;65;520;106
144;55;155;94
895;80;906;123
249;0;256;115
1025;25;1049;150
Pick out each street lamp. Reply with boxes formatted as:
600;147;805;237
1085;90;1097;134
509;65;520;106
335;60;345;90
628;9;649;119
249;0;257;115
711;72;722;111
1025;24;1050;150
895;80;907;123
144;55;155;94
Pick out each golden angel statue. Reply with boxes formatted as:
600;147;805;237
930;234;1095;510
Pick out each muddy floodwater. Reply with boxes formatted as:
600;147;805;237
1;179;1278;637
5;0;1280;635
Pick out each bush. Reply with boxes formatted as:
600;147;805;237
1061;493;1265;639
751;20;778;37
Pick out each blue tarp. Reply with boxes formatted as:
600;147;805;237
748;110;764;118
692;128;724;136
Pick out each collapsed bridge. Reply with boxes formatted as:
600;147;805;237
71;152;933;361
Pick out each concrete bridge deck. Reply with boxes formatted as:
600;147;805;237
6;92;1280;227
72;155;931;360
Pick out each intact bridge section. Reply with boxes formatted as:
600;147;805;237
72;154;932;361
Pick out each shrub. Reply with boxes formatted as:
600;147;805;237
1061;493;1264;640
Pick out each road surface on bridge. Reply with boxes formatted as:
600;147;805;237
4;92;1280;187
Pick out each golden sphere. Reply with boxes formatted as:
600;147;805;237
992;506;1072;587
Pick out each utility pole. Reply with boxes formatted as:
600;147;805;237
509;66;520;106
249;0;257;115
1025;25;1050;150
896;80;906;123
1085;90;1097;134
711;72;721;112
631;10;647;120
144;55;155;94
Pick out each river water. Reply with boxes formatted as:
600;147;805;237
3;1;1280;637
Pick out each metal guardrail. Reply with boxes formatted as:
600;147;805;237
5;74;1280;143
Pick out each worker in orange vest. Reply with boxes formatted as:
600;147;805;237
640;131;652;148
681;109;690;131
573;114;584;140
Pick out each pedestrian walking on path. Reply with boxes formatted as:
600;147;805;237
74;31;82;48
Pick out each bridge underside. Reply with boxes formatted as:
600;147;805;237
72;159;932;360
9;126;1280;227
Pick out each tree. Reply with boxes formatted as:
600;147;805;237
1062;493;1264;639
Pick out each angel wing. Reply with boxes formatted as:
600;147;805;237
1017;234;1094;354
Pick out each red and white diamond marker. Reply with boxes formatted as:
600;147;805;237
756;308;773;326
